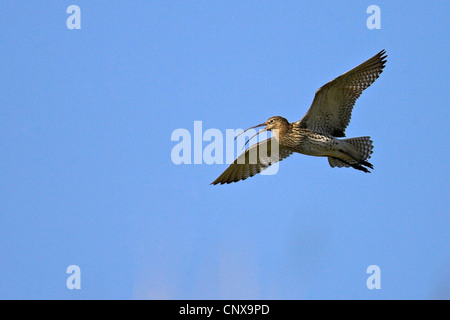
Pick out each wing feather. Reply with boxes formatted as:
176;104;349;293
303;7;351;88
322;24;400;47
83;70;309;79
211;137;293;185
297;50;387;137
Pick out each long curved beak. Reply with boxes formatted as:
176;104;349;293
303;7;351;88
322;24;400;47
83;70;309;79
235;122;268;149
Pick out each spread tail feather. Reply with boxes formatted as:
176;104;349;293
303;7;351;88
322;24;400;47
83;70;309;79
328;137;374;172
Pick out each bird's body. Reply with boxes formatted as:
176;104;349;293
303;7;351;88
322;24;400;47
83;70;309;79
271;118;372;167
211;50;387;185
274;120;337;157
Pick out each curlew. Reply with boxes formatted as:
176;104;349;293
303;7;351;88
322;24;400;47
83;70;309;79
211;50;387;185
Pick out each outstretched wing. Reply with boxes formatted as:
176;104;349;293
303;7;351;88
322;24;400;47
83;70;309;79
211;137;293;185
296;50;387;137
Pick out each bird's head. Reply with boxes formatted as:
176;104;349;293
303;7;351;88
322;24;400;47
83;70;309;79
235;116;289;147
264;116;290;130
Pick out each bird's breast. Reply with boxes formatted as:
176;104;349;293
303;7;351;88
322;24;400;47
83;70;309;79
281;128;336;156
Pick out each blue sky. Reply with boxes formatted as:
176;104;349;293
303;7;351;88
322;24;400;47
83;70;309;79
0;1;449;299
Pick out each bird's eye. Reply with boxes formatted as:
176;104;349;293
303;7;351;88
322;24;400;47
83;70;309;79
270;119;274;123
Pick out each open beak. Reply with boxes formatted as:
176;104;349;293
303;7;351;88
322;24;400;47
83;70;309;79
234;122;268;148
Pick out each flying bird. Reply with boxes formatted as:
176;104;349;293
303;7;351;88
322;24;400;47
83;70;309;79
211;50;387;185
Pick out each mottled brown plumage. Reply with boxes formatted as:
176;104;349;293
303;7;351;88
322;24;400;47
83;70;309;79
211;50;387;185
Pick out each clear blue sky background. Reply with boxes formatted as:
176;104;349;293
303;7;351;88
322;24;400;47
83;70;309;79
0;1;449;300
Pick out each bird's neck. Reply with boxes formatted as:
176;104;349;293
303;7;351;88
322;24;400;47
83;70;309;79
272;123;292;144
